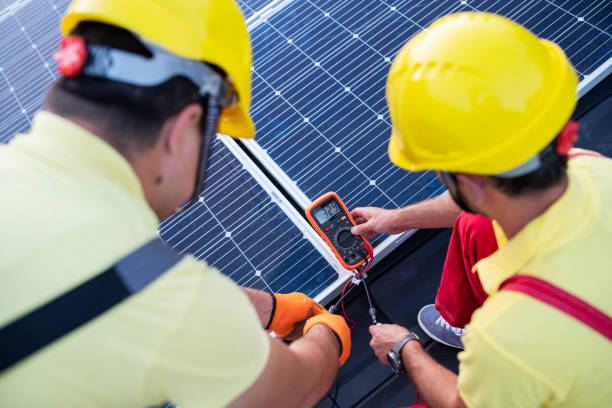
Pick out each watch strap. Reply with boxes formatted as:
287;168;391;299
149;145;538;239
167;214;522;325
391;333;420;355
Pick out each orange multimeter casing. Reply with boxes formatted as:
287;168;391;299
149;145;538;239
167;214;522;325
305;192;372;270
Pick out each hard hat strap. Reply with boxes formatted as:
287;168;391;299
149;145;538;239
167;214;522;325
439;171;476;214
189;96;221;206
496;121;580;178
79;37;237;108
60;35;233;208
494;144;554;178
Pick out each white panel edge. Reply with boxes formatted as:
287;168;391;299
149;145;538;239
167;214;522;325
577;56;612;98
245;0;296;31
220;135;353;304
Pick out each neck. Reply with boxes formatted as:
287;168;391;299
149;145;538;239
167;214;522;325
129;154;166;220
489;175;568;240
60;114;167;220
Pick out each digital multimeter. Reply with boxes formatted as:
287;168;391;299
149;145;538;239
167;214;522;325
306;192;372;270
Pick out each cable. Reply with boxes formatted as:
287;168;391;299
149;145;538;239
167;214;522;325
337;243;374;329
339;259;370;328
360;243;378;325
328;283;357;314
361;277;378;324
326;390;341;408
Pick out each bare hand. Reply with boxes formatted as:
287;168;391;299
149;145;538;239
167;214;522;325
350;207;402;237
369;324;411;365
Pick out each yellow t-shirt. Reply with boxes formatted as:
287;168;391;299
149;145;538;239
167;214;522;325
458;151;612;407
0;112;270;407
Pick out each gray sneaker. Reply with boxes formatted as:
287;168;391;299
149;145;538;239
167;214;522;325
417;304;465;349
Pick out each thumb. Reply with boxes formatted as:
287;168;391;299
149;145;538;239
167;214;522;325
351;221;373;235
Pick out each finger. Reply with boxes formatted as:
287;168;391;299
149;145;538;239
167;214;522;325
369;325;378;335
350;208;369;220
312;301;326;313
351;220;374;236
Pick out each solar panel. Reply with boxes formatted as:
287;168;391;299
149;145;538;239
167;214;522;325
239;0;612;259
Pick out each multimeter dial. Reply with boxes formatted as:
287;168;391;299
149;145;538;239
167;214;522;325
334;227;356;249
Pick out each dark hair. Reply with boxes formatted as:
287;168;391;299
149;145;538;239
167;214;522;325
46;22;208;156
489;145;568;196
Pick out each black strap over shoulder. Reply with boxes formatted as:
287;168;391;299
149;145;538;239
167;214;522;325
0;238;183;374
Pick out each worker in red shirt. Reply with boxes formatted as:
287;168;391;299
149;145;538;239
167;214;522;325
353;12;612;408
0;0;350;406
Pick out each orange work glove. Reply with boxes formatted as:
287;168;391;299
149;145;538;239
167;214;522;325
266;292;327;338
304;313;351;365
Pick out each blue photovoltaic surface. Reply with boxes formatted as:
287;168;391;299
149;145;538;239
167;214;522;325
0;0;68;143
245;0;612;213
0;0;337;298
159;138;337;296
237;0;274;19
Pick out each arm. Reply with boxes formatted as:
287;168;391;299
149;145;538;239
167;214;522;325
351;193;461;237
402;341;466;408
229;324;341;408
369;324;466;408
240;287;273;327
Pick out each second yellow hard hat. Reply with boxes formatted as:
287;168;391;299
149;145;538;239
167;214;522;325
386;12;578;175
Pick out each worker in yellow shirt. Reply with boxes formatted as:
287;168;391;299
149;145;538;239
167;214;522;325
354;12;612;408
0;0;350;406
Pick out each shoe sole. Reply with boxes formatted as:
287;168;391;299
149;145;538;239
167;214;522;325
417;306;464;350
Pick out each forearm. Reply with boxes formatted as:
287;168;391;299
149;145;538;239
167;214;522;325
402;342;466;408
230;324;340;408
241;287;273;328
288;324;341;407
395;193;460;230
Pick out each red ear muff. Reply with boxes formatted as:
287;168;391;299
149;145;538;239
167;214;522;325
53;35;87;77
556;121;580;155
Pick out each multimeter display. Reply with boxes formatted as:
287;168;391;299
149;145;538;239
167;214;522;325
306;192;372;270
313;202;340;224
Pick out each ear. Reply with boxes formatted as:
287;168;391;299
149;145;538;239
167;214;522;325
456;173;488;206
163;103;203;158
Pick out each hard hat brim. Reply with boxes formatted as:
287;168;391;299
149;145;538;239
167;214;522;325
388;127;426;172
218;106;255;139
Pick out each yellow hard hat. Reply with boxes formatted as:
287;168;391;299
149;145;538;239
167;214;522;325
61;0;255;139
387;12;578;174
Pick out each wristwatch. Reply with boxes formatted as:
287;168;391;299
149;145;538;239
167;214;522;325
387;333;420;375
